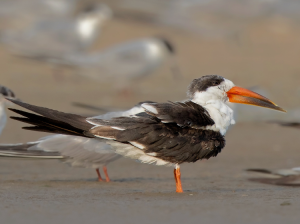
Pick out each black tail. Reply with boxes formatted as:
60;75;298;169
0;143;63;159
7;98;94;138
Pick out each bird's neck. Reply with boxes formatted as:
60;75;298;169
192;96;235;135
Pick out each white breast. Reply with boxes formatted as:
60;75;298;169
202;100;235;135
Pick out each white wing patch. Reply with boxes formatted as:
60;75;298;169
106;141;173;167
94;135;116;140
91;105;145;120
142;103;158;114
111;126;125;131
86;119;104;127
86;104;146;128
129;141;145;149
146;152;157;156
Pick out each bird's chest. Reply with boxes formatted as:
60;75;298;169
203;102;235;135
155;128;225;164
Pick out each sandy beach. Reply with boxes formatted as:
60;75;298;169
1;1;300;223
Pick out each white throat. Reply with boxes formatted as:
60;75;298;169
191;79;236;135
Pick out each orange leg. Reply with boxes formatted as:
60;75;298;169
103;166;110;182
96;168;103;182
174;165;183;193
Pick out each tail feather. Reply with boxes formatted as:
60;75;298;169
0;143;63;159
7;99;94;138
10;115;77;135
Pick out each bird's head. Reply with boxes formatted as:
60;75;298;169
157;37;175;55
188;75;286;112
80;3;113;24
77;3;112;42
0;85;18;104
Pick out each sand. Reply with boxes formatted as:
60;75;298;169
1;3;300;223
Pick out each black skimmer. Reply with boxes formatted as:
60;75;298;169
0;85;18;135
247;167;300;186
0;101;154;182
6;75;285;192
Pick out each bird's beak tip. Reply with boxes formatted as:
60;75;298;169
227;86;286;113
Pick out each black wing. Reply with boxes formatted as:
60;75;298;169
87;102;224;164
142;101;214;128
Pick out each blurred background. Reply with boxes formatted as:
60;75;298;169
1;0;300;133
1;1;300;223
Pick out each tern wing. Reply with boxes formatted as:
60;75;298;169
140;101;215;128
0;135;121;168
36;135;121;167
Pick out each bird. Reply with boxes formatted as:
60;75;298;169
0;101;154;182
63;37;179;82
271;121;300;129
0;85;18;135
246;167;300;186
1;3;112;62
6;75;286;193
0;0;79;32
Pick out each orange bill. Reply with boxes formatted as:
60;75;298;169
227;86;286;112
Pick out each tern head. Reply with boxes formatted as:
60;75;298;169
188;75;286;112
80;3;113;23
157;37;175;55
155;37;182;79
77;3;112;42
0;85;15;98
0;85;18;104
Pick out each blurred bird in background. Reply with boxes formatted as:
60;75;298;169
63;37;179;82
112;0;300;39
0;0;80;32
1;3;112;62
247;167;300;186
0;85;18;135
271;121;300;129
0;101;154;182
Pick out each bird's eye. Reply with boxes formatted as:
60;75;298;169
212;81;220;86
